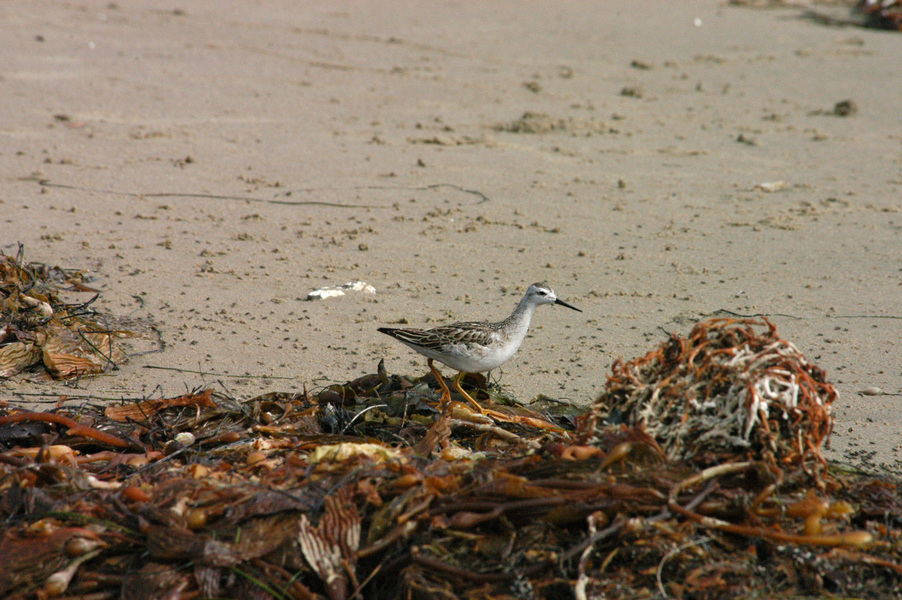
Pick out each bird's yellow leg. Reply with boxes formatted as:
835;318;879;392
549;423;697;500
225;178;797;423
445;372;563;430
427;359;453;406
452;371;486;415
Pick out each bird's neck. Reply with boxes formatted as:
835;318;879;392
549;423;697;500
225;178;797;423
502;297;538;338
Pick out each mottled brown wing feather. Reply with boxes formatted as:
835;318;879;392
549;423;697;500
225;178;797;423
427;322;498;347
378;322;497;350
378;327;438;351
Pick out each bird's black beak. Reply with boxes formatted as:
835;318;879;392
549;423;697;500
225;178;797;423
555;298;582;312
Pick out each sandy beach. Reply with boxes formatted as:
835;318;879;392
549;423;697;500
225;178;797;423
1;0;900;467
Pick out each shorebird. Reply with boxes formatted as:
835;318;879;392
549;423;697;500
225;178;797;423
378;282;581;413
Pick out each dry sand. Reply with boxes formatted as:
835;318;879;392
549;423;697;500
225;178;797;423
1;1;900;467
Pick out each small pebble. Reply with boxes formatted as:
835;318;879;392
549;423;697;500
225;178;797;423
833;99;857;117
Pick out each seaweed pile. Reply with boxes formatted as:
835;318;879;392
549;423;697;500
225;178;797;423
586;318;835;468
1;315;901;599
0;247;130;379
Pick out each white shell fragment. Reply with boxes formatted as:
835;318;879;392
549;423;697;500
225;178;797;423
174;432;196;446
306;280;377;301
20;294;54;318
858;386;883;396
753;180;788;193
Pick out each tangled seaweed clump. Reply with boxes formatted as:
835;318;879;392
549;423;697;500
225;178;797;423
0;247;132;379
586;318;836;469
0;316;900;599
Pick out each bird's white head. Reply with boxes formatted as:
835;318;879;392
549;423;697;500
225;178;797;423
524;282;581;312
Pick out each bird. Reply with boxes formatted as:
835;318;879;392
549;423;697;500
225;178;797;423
377;282;581;414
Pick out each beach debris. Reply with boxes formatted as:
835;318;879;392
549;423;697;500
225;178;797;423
585;318;835;469
492;111;611;135
833;99;857;116
494;111;564;134
856;0;902;30
753;180;788;192
809;99;859;117
620;85;644;98
0;246;131;379
1;319;899;599
744;0;902;31
305;280;376;301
